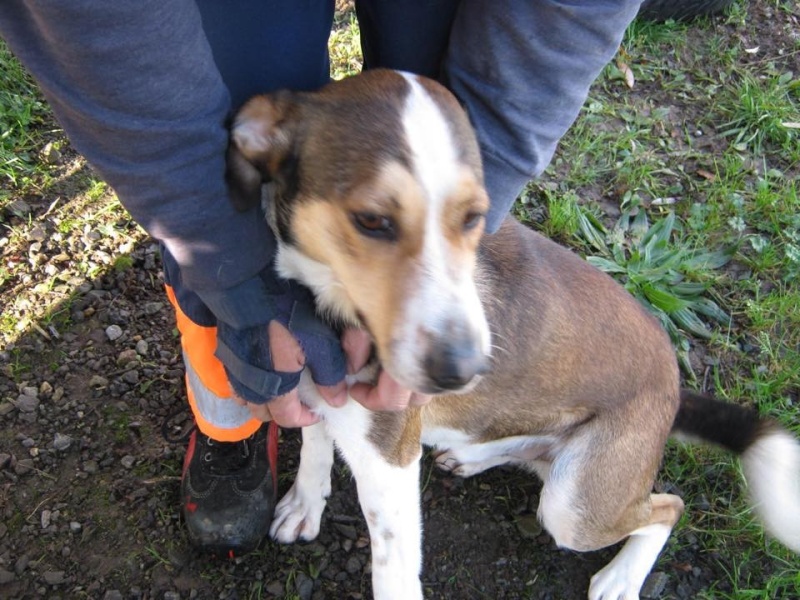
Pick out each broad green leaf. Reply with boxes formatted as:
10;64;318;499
691;297;730;323
586;256;627;274
643;282;691;313
672;307;713;339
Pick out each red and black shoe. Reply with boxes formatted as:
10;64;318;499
181;421;279;556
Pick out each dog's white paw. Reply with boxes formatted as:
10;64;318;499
269;483;327;543
433;449;490;478
587;565;642;600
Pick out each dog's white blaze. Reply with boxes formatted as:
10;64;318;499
742;429;800;552
400;73;461;220
389;74;490;388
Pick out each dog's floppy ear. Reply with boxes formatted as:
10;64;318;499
226;92;294;212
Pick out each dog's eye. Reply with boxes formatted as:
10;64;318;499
463;211;485;232
352;212;396;240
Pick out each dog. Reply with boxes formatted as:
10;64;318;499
225;69;800;600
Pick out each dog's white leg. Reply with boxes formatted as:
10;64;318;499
587;522;672;600
353;453;423;600
270;421;334;543
322;402;424;600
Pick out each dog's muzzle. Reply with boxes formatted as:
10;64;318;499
423;332;489;392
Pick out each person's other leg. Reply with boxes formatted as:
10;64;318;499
175;0;335;553
355;0;460;77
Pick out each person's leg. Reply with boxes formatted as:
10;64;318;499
195;0;335;108
173;0;335;553
0;0;334;555
355;0;461;77
163;246;283;554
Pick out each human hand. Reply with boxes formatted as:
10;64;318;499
341;328;432;411
235;321;348;427
205;270;348;428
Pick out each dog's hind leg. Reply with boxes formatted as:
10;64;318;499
270;421;335;543
587;493;684;600
536;414;682;600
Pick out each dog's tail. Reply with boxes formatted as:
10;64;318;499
672;389;800;553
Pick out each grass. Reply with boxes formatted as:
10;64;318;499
1;1;799;598
0;41;52;197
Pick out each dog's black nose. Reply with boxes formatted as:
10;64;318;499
425;342;489;391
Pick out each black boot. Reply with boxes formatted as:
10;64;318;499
181;421;278;556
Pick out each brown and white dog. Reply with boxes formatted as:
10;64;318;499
226;69;800;600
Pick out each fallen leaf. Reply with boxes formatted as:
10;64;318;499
617;60;635;89
782;122;800;129
697;169;716;182
744;46;760;54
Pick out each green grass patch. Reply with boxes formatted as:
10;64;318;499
0;40;53;199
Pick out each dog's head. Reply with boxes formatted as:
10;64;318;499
227;69;490;394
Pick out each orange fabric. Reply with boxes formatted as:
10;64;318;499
165;284;231;397
185;377;262;442
166;285;263;442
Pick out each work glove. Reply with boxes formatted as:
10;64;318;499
197;266;347;405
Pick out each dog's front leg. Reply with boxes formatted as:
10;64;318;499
325;405;424;600
270;420;334;543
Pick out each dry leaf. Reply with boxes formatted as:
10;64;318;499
617;60;635;89
697;169;716;182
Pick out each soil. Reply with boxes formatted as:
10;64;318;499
1;3;798;600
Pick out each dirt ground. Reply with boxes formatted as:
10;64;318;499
1;3;798;600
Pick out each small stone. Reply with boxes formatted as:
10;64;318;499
89;375;109;388
333;523;358;540
53;433;72;451
42;570;65;585
135;339;149;355
0;569;14;584
83;460;99;474
42;142;62;164
122;370;140;385
39;381;54;398
345;556;362;575
120;455;136;469
294;572;313;600
641;572;669;599
0;402;14;417
70;521;82;533
0;522;7;538
105;325;123;341
514;514;543;539
15;394;40;413
29;225;48;242
103;591;123;600
163;592;180;600
52;387;65;402
0;453;10;468
14;458;34;475
21;386;38;397
143;302;163;315
266;581;284;596
41;509;52;529
116;349;138;366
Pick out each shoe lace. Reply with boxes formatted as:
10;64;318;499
160;406;258;474
201;434;252;474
